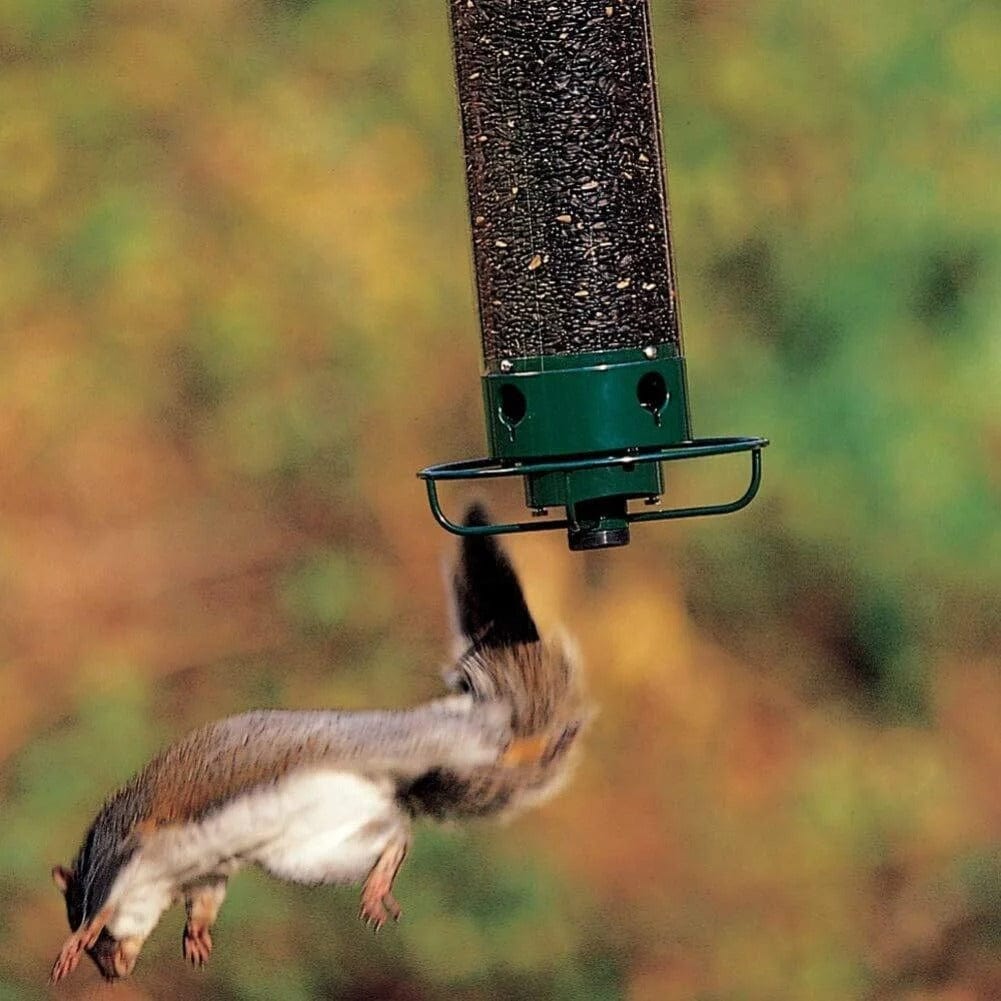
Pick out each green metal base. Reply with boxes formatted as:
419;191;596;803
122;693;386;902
483;347;691;460
418;437;769;549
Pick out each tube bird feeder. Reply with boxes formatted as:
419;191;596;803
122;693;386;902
419;0;768;550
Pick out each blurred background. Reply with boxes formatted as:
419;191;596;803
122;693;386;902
1;0;998;998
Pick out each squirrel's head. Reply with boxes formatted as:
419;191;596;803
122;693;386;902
51;865;136;981
443;505;591;763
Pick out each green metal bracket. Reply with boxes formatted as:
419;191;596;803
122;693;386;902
419;436;768;544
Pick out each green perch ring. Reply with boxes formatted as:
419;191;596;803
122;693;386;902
419;436;769;551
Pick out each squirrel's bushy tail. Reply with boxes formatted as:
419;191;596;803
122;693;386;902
450;504;590;740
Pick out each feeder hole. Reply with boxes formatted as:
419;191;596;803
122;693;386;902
500;384;527;426
636;371;668;416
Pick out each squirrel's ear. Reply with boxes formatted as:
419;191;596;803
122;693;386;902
451;504;539;649
51;865;73;894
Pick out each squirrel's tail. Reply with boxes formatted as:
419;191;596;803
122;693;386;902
447;505;591;743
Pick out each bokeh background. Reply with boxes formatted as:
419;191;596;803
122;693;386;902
1;0;998;998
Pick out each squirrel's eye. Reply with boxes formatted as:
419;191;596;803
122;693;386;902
445;669;473;694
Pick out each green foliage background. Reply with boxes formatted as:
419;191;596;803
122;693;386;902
0;1;998;998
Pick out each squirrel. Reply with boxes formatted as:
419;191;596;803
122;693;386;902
49;505;590;984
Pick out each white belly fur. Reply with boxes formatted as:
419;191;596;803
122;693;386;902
106;769;405;941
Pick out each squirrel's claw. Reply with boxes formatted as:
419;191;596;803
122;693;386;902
358;899;384;931
358;890;402;931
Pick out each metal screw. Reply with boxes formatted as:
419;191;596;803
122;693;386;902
642;345;658;359
499;359;514;372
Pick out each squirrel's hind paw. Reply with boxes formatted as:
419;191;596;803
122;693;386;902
182;922;213;968
359;837;408;932
358;890;402;932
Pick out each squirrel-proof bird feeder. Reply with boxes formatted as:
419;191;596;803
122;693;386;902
419;0;768;551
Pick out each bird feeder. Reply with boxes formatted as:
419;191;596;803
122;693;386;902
419;0;768;550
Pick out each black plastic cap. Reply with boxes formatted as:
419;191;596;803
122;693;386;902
568;523;631;551
566;496;630;551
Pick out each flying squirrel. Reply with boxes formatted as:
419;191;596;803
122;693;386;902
49;505;591;983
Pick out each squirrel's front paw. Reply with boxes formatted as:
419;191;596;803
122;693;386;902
182;922;213;968
49;937;84;983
